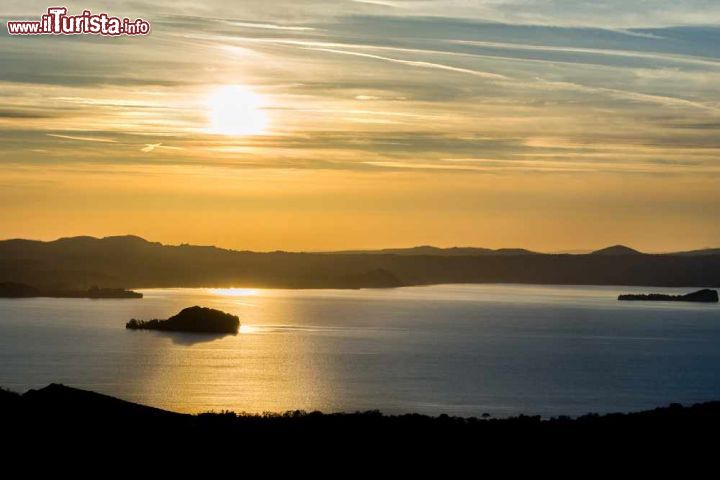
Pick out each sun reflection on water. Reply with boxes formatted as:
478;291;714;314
239;324;259;334
123;287;335;414
208;288;260;297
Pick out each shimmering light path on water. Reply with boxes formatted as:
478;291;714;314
1;284;718;417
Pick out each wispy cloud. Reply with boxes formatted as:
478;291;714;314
225;21;316;31
46;134;118;143
140;143;183;152
351;0;403;7
448;39;720;68
302;46;509;80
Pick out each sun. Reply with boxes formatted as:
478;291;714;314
206;85;268;136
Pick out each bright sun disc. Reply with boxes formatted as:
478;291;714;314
207;85;268;136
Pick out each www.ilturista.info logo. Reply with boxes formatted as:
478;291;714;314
7;7;151;36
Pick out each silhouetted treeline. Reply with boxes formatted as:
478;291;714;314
1;235;719;290
2;384;720;460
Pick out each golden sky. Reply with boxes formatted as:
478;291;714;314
1;1;719;252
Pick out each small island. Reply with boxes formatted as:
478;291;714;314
0;282;142;299
618;289;718;303
126;306;240;334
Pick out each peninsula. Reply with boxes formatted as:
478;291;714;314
0;282;142;299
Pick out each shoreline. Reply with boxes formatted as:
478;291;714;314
1;383;716;420
132;282;720;292
3;382;718;420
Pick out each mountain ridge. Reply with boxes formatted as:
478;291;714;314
1;235;719;290
3;235;717;256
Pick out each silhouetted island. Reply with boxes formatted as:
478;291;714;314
618;289;718;303
0;282;142;299
126;306;240;334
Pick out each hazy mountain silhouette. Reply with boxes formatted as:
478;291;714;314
1;235;719;289
590;245;643;256
670;248;720;256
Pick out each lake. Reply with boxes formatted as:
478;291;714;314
1;284;718;417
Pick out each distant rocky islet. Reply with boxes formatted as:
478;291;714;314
126;306;240;334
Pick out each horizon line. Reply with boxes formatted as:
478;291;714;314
1;234;717;256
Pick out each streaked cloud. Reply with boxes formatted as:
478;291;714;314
46;134;118;143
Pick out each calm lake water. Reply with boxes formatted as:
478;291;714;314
1;284;719;417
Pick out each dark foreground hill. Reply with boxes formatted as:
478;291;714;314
2;383;720;459
1;235;719;289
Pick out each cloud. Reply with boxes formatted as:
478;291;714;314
351;0;403;7
141;143;162;152
46;134;118;143
302;46;509;80
4;0;720;28
0;109;54;119
448;39;720;68
140;143;183;152
224;21;316;31
0;3;718;181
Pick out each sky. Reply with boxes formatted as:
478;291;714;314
1;1;719;252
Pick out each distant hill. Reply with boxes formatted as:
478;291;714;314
19;384;184;423
0;235;719;289
591;245;643;256
669;248;720;256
